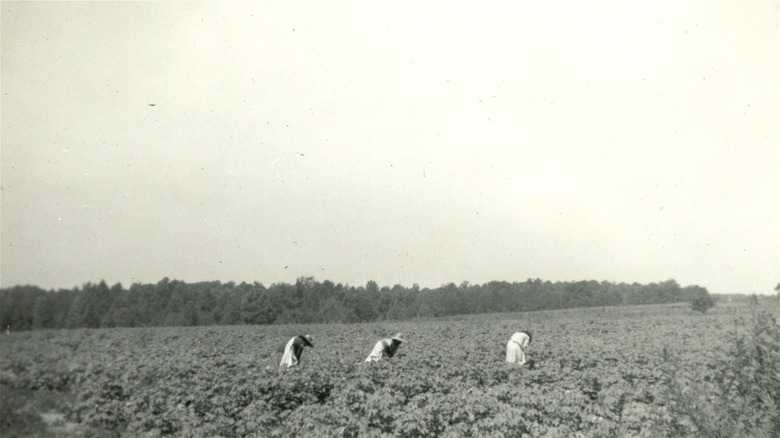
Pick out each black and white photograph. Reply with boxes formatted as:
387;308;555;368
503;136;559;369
1;1;778;436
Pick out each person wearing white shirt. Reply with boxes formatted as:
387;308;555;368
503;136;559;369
365;333;405;362
506;331;532;365
279;334;314;368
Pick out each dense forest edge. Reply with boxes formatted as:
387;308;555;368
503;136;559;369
0;277;732;331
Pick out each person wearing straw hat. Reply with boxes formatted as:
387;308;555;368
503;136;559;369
506;331;532;365
365;333;405;362
279;334;314;368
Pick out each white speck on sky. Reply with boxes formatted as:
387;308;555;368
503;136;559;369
1;1;778;294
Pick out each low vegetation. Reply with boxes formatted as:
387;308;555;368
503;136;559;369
1;298;776;437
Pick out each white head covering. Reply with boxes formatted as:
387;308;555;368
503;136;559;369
510;332;531;349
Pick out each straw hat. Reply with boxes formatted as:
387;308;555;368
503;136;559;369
300;334;314;347
390;333;405;343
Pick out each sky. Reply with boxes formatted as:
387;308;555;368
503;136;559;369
1;1;778;294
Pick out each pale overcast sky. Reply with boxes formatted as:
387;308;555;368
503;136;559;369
1;1;778;294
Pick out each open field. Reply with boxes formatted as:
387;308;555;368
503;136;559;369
1;300;778;437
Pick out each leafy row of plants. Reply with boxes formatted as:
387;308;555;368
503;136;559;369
1;301;776;437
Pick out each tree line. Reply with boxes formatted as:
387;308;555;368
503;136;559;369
0;277;711;330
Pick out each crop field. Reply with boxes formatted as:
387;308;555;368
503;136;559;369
1;301;778;437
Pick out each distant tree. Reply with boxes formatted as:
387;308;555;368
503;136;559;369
220;290;243;324
349;282;380;321
0;286;46;330
314;297;357;323
0;277;718;329
64;291;87;328
32;295;57;329
685;285;715;314
774;283;780;313
242;284;279;325
384;299;409;321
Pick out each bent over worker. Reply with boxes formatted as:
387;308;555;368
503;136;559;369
280;334;314;368
506;331;532;365
365;333;405;362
